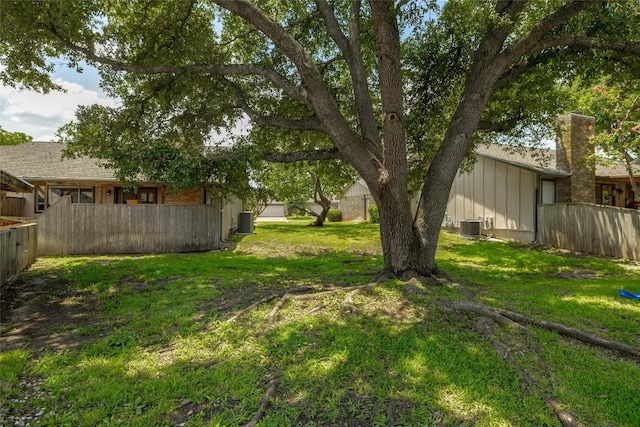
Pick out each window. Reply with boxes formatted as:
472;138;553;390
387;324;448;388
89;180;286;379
48;186;95;205
139;188;157;204
34;185;46;213
596;184;614;206
115;187;158;204
541;180;556;204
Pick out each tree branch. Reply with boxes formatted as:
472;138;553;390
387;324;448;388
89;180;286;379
501;0;597;63
314;0;349;52
213;0;383;177
531;35;640;57
315;0;382;153
224;78;324;132
495;49;565;90
40;22;309;106
261;148;342;163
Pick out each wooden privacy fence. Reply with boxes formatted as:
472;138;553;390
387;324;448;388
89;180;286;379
0;196;25;216
538;203;640;261
1;223;38;286
38;196;221;256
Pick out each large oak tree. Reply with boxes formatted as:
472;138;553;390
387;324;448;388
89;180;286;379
2;0;639;275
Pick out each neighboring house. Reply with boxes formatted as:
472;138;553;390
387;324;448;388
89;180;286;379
0;141;244;240
1;169;34;220
339;179;374;221
339;113;639;241
258;200;336;219
258;201;288;218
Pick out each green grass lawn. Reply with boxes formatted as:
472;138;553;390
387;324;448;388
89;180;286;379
1;221;638;426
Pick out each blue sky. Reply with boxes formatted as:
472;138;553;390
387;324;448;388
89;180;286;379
0;62;118;141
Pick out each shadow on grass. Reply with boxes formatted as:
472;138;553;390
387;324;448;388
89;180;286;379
436;238;640;344
5;229;639;426
29;304;556;426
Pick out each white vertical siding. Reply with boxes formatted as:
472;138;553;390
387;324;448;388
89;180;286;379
473;160;484;218
446;157;538;236
506;165;520;229
519;170;535;231
483;158;496;223
494;161;507;228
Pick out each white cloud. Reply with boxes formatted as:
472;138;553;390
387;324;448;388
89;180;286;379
0;78;118;141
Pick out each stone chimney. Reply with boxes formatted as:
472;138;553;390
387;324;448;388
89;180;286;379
555;113;596;203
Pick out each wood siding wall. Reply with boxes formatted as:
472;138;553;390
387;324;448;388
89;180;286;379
1;223;38;286
446;157;536;231
538;203;640;260
38;196;220;256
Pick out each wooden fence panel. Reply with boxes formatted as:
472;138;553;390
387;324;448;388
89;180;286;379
1;223;38;287
37;196;73;256
0;196;25;216
538;203;640;260
38;197;220;256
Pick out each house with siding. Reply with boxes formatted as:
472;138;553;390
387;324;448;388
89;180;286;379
340;113;639;241
338;179;375;221
0;141;244;241
0;169;34;222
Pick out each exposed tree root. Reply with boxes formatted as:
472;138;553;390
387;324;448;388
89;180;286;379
305;303;328;315
223;272;619;426
450;300;640;359
267;293;289;324
549;398;582;427
225;294;278;323
228;282;380;338
443;284;640;427
474;315;582;427
243;374;279;427
341;289;360;313
260;293;290;337
224;286;318;323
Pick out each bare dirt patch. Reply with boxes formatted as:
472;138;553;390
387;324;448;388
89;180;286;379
1;273;103;353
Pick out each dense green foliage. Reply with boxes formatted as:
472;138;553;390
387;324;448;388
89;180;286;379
250;159;357;223
0;127;32;146
326;208;342;222
574;77;640;198
368;204;379;223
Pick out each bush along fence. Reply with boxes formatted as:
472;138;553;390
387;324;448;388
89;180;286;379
538;203;640;261
38;196;221;256
0;222;37;287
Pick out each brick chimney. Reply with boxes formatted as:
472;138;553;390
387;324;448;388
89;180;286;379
555;113;596;203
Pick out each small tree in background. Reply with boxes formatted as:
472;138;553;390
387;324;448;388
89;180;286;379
253;159;357;226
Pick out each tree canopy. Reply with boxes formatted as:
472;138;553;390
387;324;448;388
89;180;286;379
575;77;640;198
2;0;639;274
0;126;32;146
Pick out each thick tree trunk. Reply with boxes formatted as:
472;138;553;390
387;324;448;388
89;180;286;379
406;24;512;275
375;186;421;274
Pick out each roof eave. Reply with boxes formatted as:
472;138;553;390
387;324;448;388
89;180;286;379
0;169;35;193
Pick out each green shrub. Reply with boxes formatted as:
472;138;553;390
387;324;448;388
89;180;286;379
327;209;342;222
368;205;379;223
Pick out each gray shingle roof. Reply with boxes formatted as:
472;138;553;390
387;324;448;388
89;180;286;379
475;143;633;179
0;141;634;184
475;144;569;177
0;141;118;182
